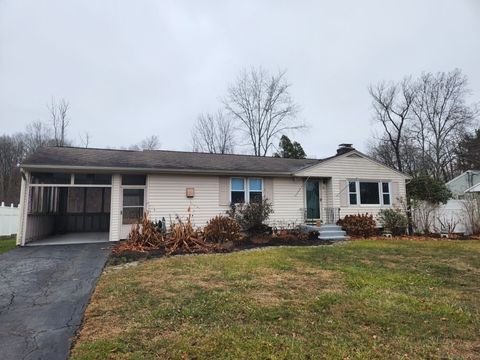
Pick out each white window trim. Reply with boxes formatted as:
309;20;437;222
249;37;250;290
348;180;392;207
121;185;147;225
229;177;263;204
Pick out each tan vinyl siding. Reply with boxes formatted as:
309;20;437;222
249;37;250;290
219;176;230;206
296;152;407;219
109;174;121;241
269;177;304;227
147;174;226;227
264;177;274;202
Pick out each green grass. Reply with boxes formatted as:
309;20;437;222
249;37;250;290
71;240;480;359
0;237;16;254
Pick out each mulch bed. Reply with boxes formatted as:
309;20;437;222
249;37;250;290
108;234;333;266
108;233;480;266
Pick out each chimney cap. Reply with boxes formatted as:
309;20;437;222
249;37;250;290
336;143;355;156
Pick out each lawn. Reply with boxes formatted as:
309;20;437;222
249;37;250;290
71;240;480;360
0;237;16;254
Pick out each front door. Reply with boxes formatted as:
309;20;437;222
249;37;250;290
306;180;320;220
120;187;145;239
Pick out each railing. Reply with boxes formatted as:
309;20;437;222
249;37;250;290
302;207;341;225
323;207;340;224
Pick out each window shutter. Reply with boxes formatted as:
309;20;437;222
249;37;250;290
219;176;230;206
339;180;348;207
264;178;274;203
391;181;400;206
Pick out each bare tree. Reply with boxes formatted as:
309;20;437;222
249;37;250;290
224;68;302;156
0;134;25;205
370;69;478;180
48;97;70;146
140;135;160;150
369;77;416;172
128;135;161;151
411;69;477;180
191;111;235;154
79;131;91;148
24;121;54;153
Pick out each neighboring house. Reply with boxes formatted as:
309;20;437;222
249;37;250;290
16;144;409;246
432;170;480;235
446;170;480;199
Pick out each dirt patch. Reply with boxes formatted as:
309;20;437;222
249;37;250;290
248;267;344;305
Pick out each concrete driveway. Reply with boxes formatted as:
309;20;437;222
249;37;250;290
0;243;112;360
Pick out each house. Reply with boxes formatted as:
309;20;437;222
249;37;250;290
16;144;409;246
446;170;480;199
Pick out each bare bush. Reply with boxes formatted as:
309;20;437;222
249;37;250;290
462;194;480;235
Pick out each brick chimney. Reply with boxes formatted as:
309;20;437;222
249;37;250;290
336;143;355;155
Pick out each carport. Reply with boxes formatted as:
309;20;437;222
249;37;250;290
21;172;112;246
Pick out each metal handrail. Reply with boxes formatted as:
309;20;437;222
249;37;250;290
323;207;340;224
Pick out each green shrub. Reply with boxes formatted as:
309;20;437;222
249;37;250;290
377;208;408;235
204;216;242;244
337;214;376;237
227;199;273;232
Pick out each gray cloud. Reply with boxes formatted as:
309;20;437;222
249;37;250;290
1;0;479;158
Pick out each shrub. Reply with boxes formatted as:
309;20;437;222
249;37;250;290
227;199;273;232
377;208;408;235
337;214;376;237
164;213;215;255
204;216;242;244
123;210;217;255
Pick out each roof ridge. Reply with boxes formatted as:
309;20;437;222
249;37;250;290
45;146;323;161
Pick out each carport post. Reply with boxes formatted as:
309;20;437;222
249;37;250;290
16;171;30;246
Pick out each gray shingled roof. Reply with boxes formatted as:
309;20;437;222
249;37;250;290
22;146;325;175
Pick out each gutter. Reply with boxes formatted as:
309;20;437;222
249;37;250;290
20;164;296;177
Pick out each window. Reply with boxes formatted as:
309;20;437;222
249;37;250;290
381;182;391;205
248;178;263;203
122;188;144;224
348;181;391;206
231;178;245;203
230;177;264;204
31;172;71;184
348;181;357;205
122;175;146;186
360;182;380;204
75;173;112;185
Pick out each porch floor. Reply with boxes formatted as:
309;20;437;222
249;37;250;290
26;232;109;246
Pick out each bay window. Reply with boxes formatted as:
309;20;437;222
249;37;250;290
230;177;263;204
348;180;391;206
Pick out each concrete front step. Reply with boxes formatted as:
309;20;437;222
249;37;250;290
318;224;348;241
318;235;350;241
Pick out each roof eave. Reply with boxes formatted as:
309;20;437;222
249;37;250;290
293;150;412;179
20;164;295;177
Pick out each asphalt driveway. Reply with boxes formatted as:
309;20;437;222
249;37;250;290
0;243;112;360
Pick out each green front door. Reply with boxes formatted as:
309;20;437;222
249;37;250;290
306;180;320;220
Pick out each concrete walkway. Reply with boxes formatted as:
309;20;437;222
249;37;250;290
27;232;109;246
0;243;112;360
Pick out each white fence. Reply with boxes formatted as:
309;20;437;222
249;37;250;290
0;202;19;236
433;200;468;234
414;199;473;235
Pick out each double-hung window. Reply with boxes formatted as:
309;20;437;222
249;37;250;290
231;178;246;203
348;180;391;206
348;181;358;205
248;178;263;203
230;178;263;204
381;182;391;205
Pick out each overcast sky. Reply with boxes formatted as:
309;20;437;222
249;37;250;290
1;0;479;158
